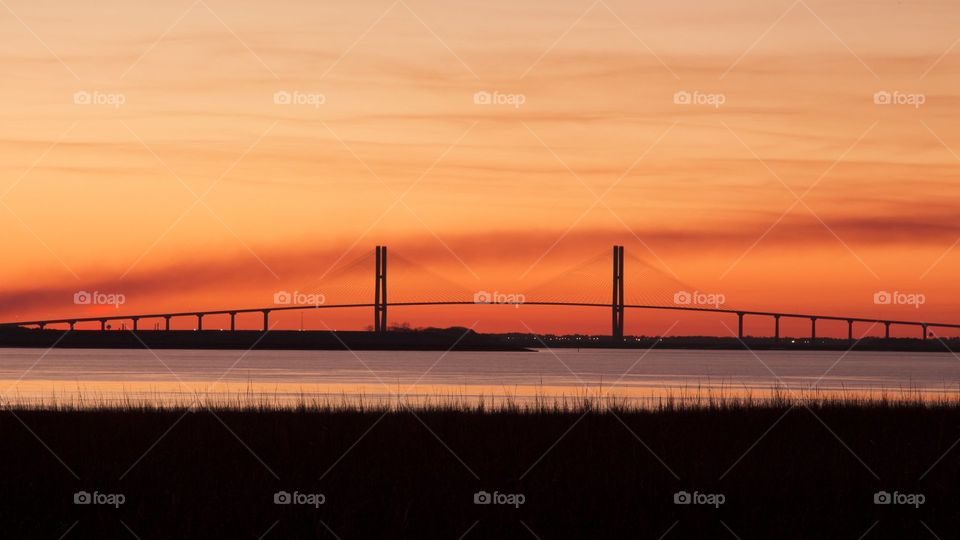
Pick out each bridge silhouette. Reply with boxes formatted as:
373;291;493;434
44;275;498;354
2;245;955;341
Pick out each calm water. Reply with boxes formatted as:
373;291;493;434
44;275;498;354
0;348;957;406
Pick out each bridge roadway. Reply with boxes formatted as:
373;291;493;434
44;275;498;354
2;301;956;340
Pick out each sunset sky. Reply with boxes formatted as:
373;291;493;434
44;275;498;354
2;0;959;337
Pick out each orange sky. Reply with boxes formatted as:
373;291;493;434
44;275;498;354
1;0;959;337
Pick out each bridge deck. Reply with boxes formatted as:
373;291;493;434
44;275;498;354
1;301;957;330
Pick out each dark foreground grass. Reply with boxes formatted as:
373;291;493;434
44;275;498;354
1;398;958;539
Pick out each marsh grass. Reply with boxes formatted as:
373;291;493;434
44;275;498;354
2;386;958;538
4;382;958;414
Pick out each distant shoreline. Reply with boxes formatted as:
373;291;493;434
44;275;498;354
0;327;957;352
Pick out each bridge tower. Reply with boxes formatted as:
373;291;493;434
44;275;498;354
374;245;388;332
612;245;625;339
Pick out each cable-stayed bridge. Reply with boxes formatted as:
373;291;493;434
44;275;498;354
1;246;955;341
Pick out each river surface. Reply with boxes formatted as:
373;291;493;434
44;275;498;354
0;348;957;407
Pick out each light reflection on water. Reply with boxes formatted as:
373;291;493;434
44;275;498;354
0;348;957;407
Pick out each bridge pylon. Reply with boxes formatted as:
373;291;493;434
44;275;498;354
374;245;388;332
612;245;625;339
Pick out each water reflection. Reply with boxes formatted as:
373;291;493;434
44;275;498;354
0;348;957;407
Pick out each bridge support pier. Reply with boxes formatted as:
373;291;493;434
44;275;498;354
884;321;891;339
922;324;928;340
262;310;270;332
38;323;46;330
374;246;388;332
100;319;106;331
737;312;744;339
164;316;171;331
774;315;780;341
810;317;816;341
847;320;853;342
230;312;236;331
197;314;203;331
69;321;75;331
132;317;139;331
612;245;624;339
